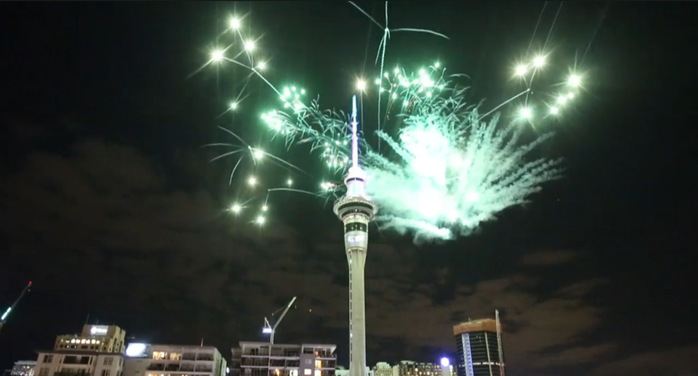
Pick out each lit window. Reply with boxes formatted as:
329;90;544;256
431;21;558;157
314;361;322;369
314;371;320;376
304;370;312;376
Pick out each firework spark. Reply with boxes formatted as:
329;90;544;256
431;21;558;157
203;4;588;240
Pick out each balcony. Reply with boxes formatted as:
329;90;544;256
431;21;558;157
242;359;270;367
62;357;91;365
313;353;335;359
147;364;166;371
54;373;90;376
243;351;300;358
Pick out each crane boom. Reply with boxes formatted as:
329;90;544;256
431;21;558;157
0;281;32;333
270;296;296;344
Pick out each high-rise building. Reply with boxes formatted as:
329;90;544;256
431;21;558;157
122;343;226;376
10;361;36;376
453;315;505;376
333;96;377;376
390;361;441;376
232;342;336;376
54;325;126;353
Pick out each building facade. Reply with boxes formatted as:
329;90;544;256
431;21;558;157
54;325;126;353
122;344;226;376
453;319;504;376
34;351;124;376
391;361;441;376
33;324;127;376
232;342;336;376
10;361;36;376
372;363;390;376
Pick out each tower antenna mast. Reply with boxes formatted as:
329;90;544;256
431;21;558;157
495;309;505;376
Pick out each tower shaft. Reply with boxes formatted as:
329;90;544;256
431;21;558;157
336;198;376;376
347;245;367;376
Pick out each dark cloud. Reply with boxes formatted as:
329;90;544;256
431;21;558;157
589;346;698;376
520;250;580;266
0;131;690;376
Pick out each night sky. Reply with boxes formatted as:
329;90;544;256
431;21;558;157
1;2;696;376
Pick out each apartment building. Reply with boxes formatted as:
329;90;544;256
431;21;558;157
232;342;336;376
122;344;226;376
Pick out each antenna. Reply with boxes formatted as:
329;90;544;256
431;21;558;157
351;95;359;168
495;309;505;376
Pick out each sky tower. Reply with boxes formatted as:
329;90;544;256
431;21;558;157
333;95;377;376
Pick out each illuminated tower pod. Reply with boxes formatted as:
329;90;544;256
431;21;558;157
333;96;377;376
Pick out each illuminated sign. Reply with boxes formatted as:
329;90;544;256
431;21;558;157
89;326;109;335
125;343;149;357
347;234;365;244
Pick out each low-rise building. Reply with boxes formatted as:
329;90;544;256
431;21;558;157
34;351;124;376
232;342;336;376
391;361;441;376
122;344;226;376
11;361;36;376
54;325;126;353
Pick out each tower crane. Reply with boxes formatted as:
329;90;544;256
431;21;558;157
0;281;32;334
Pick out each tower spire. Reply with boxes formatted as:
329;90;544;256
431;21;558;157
351;95;359;168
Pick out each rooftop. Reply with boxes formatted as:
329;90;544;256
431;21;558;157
36;350;125;356
452;318;497;335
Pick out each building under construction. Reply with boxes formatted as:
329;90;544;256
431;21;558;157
452;311;505;376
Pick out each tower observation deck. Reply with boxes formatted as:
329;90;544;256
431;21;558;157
333;96;377;376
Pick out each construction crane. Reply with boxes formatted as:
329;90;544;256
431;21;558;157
0;281;33;334
262;296;296;345
262;297;297;376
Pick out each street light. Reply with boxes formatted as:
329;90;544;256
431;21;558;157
439;358;452;376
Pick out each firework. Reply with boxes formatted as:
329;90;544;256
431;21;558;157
203;5;587;241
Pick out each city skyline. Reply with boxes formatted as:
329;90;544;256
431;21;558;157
1;2;696;376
